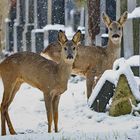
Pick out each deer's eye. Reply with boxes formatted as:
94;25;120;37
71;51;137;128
118;27;121;30
64;47;67;51
110;27;113;31
73;47;75;50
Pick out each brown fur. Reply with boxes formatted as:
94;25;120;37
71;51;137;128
41;12;128;99
0;30;81;135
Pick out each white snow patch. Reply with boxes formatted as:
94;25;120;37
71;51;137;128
128;7;140;19
43;24;65;31
77;26;85;34
32;24;65;33
127;55;140;66
101;33;109;38
5;18;11;23
32;29;44;33
65;26;75;39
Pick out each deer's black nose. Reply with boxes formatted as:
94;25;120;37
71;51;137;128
67;54;73;59
112;34;120;38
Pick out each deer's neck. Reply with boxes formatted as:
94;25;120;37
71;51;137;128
106;39;121;59
58;59;72;82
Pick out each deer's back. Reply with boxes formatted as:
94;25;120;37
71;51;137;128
41;42;61;62
0;52;58;90
73;45;108;76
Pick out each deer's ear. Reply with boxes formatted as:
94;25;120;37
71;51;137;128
58;30;68;45
102;12;112;27
118;11;128;26
72;30;81;45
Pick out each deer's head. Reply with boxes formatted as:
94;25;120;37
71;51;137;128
102;11;128;45
58;30;81;64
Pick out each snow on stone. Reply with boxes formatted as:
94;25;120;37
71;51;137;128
43;24;65;31
88;57;140;107
128;7;140;19
101;33;109;38
126;55;140;66
32;24;81;43
88;70;117;107
77;26;85;34
32;24;65;33
32;29;44;33
65;26;75;39
113;58;140;100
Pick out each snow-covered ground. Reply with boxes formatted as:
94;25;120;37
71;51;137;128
0;71;140;139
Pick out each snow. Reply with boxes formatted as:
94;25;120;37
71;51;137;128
88;57;140;107
127;55;140;66
32;24;65;34
32;29;44;33
33;25;75;48
128;7;140;19
113;58;140;100
5;18;11;23
77;26;85;34
65;26;75;39
43;24;65;31
101;33;109;38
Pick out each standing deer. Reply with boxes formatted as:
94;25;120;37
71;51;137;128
41;11;128;99
0;30;81;136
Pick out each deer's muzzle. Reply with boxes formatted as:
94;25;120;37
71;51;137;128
67;54;74;59
112;34;120;38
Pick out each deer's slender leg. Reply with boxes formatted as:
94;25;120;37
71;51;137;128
1;81;15;136
52;95;60;132
1;102;6;136
86;71;95;99
86;78;93;99
44;94;53;133
86;70;102;99
5;112;16;135
5;81;21;135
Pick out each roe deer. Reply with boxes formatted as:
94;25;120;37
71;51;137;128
0;30;81;135
41;11;128;99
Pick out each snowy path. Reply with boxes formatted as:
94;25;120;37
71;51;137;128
0;77;140;140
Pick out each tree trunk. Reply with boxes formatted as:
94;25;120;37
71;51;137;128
87;0;100;45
